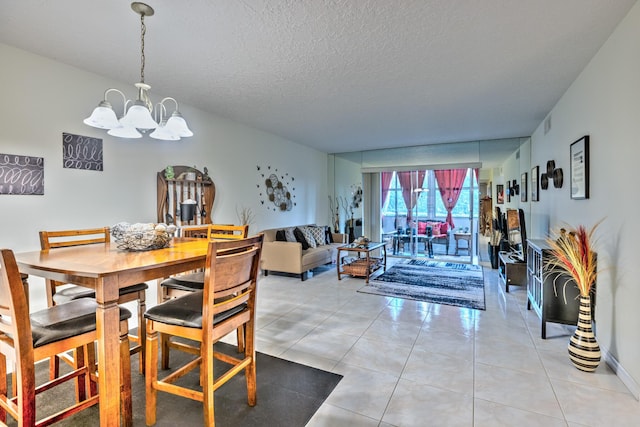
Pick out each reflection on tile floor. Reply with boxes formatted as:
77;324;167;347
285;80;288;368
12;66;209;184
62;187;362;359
224;260;640;426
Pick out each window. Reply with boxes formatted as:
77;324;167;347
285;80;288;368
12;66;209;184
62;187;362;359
382;169;478;228
434;171;479;218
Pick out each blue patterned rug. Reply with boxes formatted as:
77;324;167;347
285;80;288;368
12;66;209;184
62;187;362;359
359;260;485;310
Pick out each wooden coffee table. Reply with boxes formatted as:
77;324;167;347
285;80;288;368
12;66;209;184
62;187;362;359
337;241;387;283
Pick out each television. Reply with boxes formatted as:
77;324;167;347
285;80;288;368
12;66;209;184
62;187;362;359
506;209;527;261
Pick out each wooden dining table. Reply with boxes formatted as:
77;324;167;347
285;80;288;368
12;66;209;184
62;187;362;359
14;237;210;426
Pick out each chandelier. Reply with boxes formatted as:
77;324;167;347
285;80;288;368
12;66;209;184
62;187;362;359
84;2;193;140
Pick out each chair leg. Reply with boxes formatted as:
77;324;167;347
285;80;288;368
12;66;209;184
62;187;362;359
245;320;257;407
49;355;60;381
202;337;215;426
74;345;87;403
137;290;146;375
160;332;170;370
145;327;158;427
236;325;245;353
86;342;98;397
0;353;6;423
120;319;132;427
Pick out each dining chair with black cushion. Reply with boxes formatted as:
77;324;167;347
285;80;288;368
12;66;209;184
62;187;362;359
39;227;149;374
0;248;133;427
159;224;249;367
144;234;263;427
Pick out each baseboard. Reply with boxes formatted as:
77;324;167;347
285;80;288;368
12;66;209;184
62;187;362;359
601;343;640;400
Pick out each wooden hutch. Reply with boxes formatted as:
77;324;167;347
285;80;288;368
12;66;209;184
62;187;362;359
157;166;215;227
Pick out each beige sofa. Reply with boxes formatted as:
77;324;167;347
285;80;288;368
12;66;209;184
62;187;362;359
261;225;348;280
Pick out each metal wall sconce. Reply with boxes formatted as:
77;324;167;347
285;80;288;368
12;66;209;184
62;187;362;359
544;160;564;189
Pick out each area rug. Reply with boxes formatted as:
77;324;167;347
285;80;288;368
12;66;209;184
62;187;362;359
27;341;342;426
359;259;486;310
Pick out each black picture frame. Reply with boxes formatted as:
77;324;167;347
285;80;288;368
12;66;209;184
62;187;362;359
521;172;528;202
496;184;504;204
570;135;589;199
531;166;539;201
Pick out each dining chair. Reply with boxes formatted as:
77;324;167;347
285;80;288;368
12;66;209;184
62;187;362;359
0;248;133;427
144;234;263;427
158;224;249;368
39;227;149;374
159;224;249;302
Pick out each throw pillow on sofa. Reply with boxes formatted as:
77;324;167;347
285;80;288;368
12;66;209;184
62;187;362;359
275;229;287;241
306;226;326;247
301;227;318;248
426;222;441;235
325;226;334;244
284;227;297;242
439;222;448;234
293;227;310;250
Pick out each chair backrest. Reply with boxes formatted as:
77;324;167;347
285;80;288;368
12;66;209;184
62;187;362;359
39;227;110;250
0;249;36;394
208;224;249;240
180;225;211;239
39;227;110;307
201;235;263;335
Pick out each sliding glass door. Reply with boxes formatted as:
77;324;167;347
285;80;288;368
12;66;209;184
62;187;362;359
380;168;479;263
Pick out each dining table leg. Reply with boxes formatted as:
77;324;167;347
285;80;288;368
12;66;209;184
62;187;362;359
95;276;122;426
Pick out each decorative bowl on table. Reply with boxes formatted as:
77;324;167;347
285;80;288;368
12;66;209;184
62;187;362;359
111;222;177;251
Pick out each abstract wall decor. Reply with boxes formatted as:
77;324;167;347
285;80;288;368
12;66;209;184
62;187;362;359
257;165;296;211
62;132;103;171
0;153;45;195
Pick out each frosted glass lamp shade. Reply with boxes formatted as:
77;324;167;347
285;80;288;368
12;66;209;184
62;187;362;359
108;126;142;139
120;103;158;129
165;112;193;137
150;124;180;141
83;102;120;129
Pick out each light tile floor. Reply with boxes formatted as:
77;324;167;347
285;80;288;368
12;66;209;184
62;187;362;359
222;259;640;426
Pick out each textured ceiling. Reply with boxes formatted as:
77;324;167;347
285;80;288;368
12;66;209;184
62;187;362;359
0;1;636;154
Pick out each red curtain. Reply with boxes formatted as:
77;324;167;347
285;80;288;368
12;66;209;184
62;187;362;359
474;168;479;184
434;169;468;228
397;171;426;224
381;172;393;208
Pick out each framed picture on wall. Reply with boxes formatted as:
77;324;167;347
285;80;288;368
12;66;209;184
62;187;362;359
521;172;528;202
531;166;539;201
496;184;504;204
570;135;589;199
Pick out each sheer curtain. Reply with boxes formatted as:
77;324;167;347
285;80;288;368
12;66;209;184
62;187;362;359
434;169;468;228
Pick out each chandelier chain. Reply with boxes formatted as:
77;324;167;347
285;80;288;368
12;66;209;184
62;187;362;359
140;13;146;83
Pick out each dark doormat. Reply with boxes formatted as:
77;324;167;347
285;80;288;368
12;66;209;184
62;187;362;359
21;341;342;426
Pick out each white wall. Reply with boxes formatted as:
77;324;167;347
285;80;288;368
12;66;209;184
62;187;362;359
331;153;364;233
0;43;329;314
530;2;640;396
494;140;532;238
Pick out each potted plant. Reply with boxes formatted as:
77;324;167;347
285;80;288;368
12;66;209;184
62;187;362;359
236;206;255;234
546;221;601;372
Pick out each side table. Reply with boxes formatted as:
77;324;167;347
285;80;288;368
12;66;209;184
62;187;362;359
337;242;387;283
454;233;471;255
